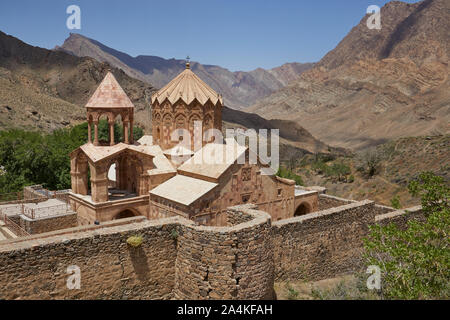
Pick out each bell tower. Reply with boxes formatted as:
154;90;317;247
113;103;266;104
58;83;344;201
85;72;135;146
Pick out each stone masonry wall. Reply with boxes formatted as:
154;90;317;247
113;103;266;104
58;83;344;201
317;194;354;211
272;200;378;281
0;218;179;300
0;206;274;300
174;205;274;300
0;199;427;300
375;206;426;229
19;212;78;235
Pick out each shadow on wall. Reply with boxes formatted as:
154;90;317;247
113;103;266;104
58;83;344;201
129;246;150;281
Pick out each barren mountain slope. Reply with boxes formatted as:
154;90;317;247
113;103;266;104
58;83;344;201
57;33;314;110
0;31;338;156
248;0;450;150
0;31;155;131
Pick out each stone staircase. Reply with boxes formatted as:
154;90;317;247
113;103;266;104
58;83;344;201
0;220;17;241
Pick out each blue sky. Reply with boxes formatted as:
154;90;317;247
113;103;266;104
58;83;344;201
0;0;420;71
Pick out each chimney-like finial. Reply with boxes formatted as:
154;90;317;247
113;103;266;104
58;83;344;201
186;55;190;69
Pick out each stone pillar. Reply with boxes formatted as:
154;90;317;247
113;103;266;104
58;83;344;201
87;121;92;144
109;121;115;146
94;121;99;146
123;121;129;144
130;119;134;144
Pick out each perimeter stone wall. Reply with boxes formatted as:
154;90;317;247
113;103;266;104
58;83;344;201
272;200;379;281
0;200;427;300
0;206;274;300
174;205;274;300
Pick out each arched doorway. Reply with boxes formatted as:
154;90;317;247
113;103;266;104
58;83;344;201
114;209;136;220
294;202;312;216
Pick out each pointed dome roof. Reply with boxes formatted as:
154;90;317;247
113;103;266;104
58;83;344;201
85;72;134;109
151;66;223;106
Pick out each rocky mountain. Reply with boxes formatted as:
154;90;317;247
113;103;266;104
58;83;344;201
0;31;338;156
56;33;314;110
0;31;155;132
248;0;450;150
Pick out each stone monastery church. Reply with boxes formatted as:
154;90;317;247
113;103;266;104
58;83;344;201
0;62;425;301
69;62;318;226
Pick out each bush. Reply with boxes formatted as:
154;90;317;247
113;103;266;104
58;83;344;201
364;172;450;299
126;235;144;247
357;149;382;177
390;195;401;209
276;167;304;186
328;161;351;182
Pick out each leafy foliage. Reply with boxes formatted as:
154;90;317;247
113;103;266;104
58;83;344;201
0;122;144;193
364;172;450;299
276;166;304;186
390;195;402;209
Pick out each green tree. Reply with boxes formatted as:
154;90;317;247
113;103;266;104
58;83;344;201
0;121;145;194
364;172;449;299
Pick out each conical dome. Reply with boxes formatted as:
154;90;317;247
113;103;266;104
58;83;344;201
151;67;223;106
86;72;134;109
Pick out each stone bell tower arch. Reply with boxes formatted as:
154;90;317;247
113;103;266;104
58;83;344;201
86;72;135;146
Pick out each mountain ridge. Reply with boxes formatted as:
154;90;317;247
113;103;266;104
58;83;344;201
248;0;450;150
56;33;314;110
0;30;339;156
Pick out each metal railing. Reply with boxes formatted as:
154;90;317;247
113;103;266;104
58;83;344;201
0;213;30;237
0;191;24;203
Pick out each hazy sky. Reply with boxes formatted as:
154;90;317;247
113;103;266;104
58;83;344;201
0;0;421;71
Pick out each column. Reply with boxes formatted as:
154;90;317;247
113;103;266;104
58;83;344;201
87;121;92;144
130;119;134;144
94;121;99;146
123;121;129;144
109;121;115;146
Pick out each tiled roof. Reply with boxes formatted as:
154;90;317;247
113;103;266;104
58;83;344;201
150;175;218;206
177;140;247;180
85;72;134;109
151;68;223;106
79;143;154;163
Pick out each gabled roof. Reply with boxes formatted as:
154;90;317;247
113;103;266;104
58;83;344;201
75;143;154;164
151;67;223;106
177;140;247;180
150;175;218;206
85;72;134;109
